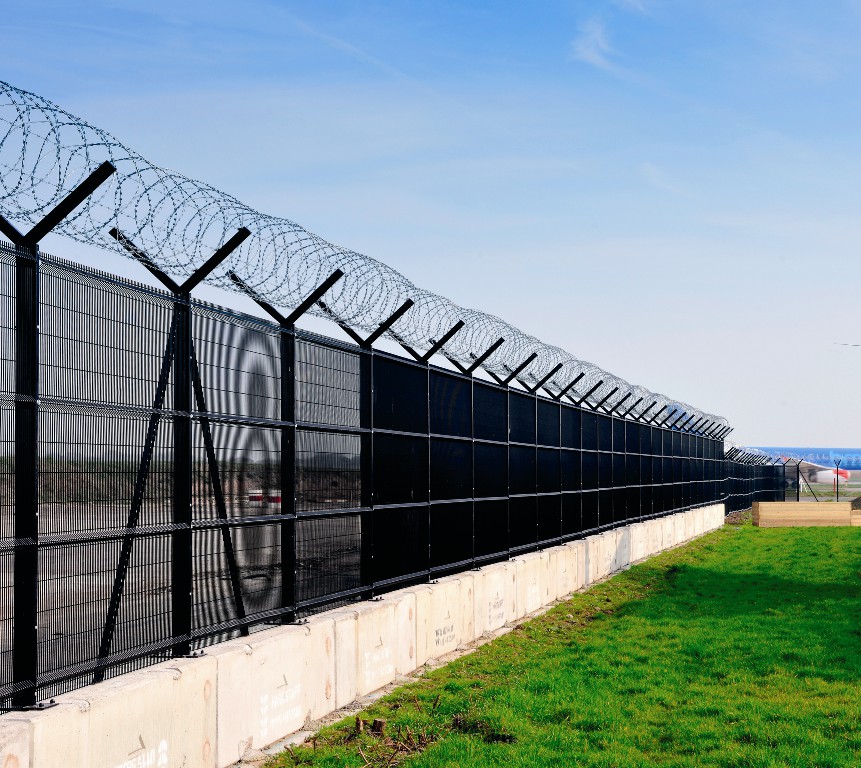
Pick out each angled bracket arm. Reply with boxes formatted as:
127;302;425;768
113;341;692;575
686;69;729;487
229;268;344;329
594;386;619;412
0;214;24;245
577;380;604;407
111;228;181;292
422;321;465;362
466;338;505;375
621;396;643;418
648;405;669;425
503;353;537;386
636;400;658;421
443;355;469;375
25;161;116;246
180;228;251;293
364;300;414;347
530;363;563;394
612;392;632;415
284;270;345;326
553;372;585;401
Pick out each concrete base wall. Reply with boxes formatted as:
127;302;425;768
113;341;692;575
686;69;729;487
1;503;725;768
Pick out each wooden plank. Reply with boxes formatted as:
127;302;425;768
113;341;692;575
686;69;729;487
752;502;853;527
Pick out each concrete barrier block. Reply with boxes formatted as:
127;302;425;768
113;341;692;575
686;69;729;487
567;540;586;591
378;589;418;675
630;523;647;562
662;516;675;549
14;696;90;768
354;598;397;695
614;527;631;571
551;543;577;599
473;562;515;636
456;572;477;645
600;531;616;577
674;513;687;544
645;520;660;556
211;626;311;766
299;615;337;721
416;577;464;662
86;655;218;768
513;552;547;617
585;534;603;584
330;608;359;709
0;716;32;768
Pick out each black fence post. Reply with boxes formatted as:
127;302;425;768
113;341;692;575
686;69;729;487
360;348;374;598
11;243;39;707
281;330;297;621
172;292;193;657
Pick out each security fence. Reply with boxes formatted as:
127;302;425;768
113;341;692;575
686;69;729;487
0;241;784;707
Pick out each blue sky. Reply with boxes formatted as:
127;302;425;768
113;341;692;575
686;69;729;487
5;1;861;445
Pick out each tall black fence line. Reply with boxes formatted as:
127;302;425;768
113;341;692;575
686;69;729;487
0;242;784;707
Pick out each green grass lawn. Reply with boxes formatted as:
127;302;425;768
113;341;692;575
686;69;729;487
268;519;861;768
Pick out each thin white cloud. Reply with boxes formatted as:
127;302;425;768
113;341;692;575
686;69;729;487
570;19;617;70
610;0;649;13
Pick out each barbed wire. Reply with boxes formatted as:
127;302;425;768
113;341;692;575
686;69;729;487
0;80;727;431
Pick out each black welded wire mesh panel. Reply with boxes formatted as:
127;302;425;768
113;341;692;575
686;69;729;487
474;383;507;442
373;506;428;583
373;356;427;434
296;340;360;427
561;492;582;536
0;404;12;542
582;491;599;531
561;405;580;449
582;410;598;451
430;501;473;569
474;442;507;498
39;255;176;411
613;419;625;453
430;438;471;501
582;451;598;490
537;448;560;493
0;246;13;403
295;514;361;604
509;392;535;445
561;450;580;492
36;535;171;686
192;421;281;522
38;407;173;534
193;524;281;630
0;549;11;691
509;496;537;550
537;494;561;543
599;489;613;528
192;306;280;420
429;371;471;437
598;414;612;452
373;434;428;506
296;430;361;513
509;445;536;495
537;400;560;447
474;500;508;559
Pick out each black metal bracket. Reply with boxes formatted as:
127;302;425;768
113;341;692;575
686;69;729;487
318;298;414;350
112;227;250;293
229;269;344;330
594;386;619;412
466;338;505;375
611;392;632;415
577;380;604;408
0;698;57;713
648;405;669;425
503;353;537;386
0;162;116;248
552;372;584;401
422;321;465;362
529;363;563;395
636;401;658;422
